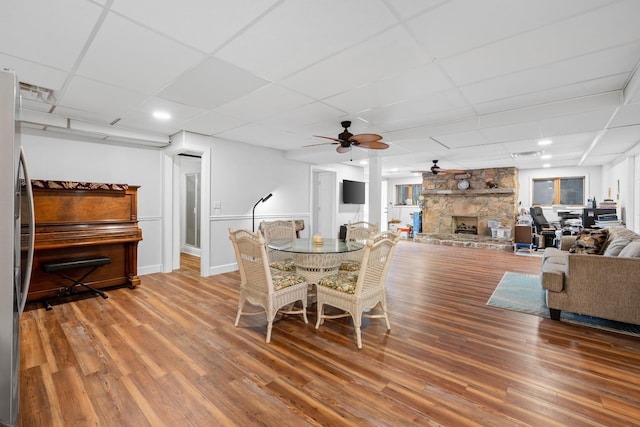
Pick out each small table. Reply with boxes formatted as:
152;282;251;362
267;238;364;284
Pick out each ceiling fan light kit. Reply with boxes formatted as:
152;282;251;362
308;120;389;153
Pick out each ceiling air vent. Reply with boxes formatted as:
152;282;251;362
510;151;542;158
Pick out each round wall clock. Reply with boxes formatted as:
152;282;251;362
457;179;470;190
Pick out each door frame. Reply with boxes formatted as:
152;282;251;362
310;166;337;237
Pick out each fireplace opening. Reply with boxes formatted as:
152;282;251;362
453;216;478;235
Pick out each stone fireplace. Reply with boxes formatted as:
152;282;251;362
418;167;519;239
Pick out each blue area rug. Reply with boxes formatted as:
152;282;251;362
487;272;640;337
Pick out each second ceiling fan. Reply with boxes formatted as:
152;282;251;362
413;160;467;175
307;121;389;153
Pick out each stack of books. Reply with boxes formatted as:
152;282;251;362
595;213;623;227
598;199;617;209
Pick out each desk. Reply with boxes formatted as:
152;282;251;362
267;238;363;284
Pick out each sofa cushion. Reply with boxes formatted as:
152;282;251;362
618;241;640;258
569;228;608;255
602;227;640;256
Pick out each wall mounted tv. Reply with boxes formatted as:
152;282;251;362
343;179;365;204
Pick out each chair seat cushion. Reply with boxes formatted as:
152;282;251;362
339;260;361;271
269;259;296;272
270;268;306;290
318;272;359;294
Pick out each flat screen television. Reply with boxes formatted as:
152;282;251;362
343;179;365;204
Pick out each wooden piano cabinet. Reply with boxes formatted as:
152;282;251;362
23;181;142;302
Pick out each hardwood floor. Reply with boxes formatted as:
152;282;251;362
18;242;640;426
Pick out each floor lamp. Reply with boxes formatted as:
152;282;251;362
252;192;273;231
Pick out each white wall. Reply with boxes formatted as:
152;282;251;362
517;165;603;222
20;130;314;276
200;134;312;275
21;131;165;275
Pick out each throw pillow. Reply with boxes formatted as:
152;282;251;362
602;227;639;256
618;241;640;258
569;228;608;255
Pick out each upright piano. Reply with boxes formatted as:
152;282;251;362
23;180;142;302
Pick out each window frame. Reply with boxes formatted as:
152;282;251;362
532;176;585;206
394;183;423;205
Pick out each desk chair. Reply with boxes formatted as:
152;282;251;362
529;206;559;248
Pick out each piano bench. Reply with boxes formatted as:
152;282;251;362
41;257;112;310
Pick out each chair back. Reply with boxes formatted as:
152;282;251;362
370;230;400;243
345;221;378;243
353;236;398;296
228;228;274;295
529;206;550;233
260;220;297;263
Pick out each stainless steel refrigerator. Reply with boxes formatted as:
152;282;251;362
0;69;35;427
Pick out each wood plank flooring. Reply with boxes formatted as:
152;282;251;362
18;242;640;426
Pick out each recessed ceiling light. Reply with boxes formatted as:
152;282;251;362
152;111;171;121
359;160;368;165
538;139;552;146
542;163;551;168
540;154;552;160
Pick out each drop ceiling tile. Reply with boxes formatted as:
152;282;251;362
0;0;101;70
477;91;621;129
258;102;347;134
0;53;69;91
593;125;640;155
473;75;626;116
158;57;270;110
115;97;206;135
480;122;542;144
215;122;304;151
408;0;613;59
540;108;617;136
609;103;640;128
111;0;279;53
430;129;489;148
58;76;147;119
358;89;471;127
281;26;430;99
439;0;640;85
211;84;314;122
323;63;452;113
76;12;205;94
386;0;450;20
182;111;248;136
216;0;398;81
461;42;640;105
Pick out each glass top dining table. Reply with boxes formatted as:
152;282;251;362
267;238;363;284
267;238;363;254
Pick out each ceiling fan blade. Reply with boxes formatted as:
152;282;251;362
356;141;389;150
439;169;467;174
336;145;351;153
313;135;342;143
303;141;338;148
349;133;382;143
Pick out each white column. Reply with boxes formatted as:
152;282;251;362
368;151;383;227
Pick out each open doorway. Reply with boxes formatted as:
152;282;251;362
178;154;201;272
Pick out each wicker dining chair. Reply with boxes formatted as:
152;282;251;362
340;221;379;272
229;228;308;343
315;235;398;348
260;220;297;272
